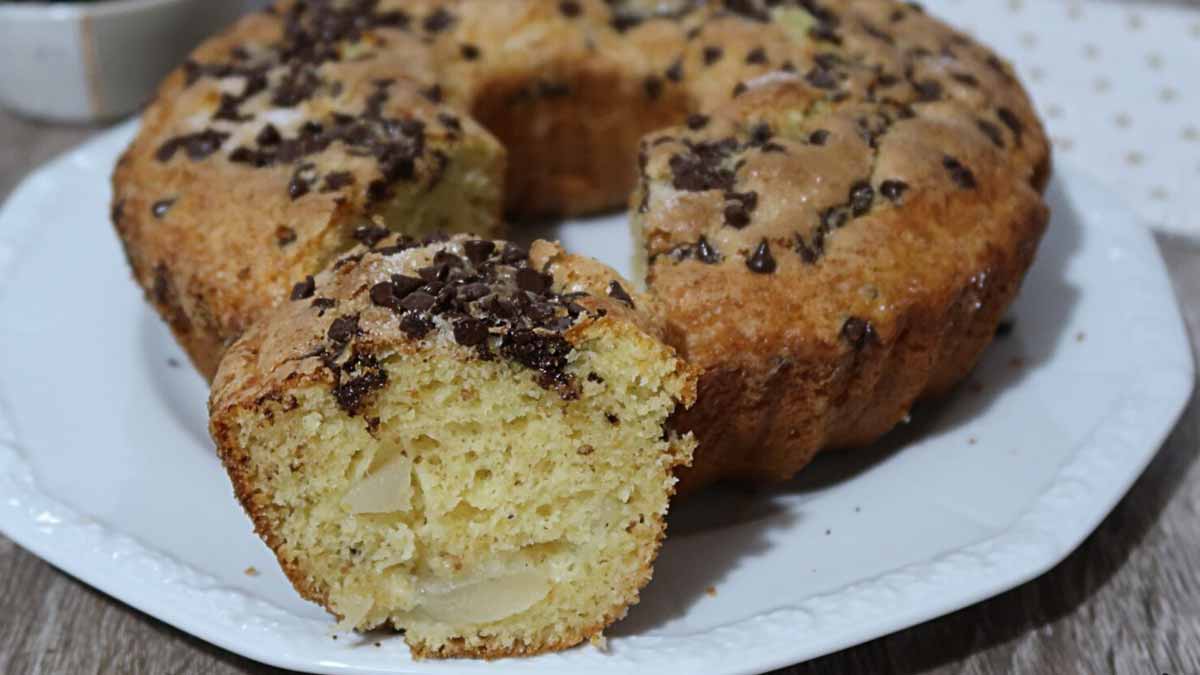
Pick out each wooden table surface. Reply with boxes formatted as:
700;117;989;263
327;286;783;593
0;109;1197;675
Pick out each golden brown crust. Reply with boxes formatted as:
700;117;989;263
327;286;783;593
623;1;1050;490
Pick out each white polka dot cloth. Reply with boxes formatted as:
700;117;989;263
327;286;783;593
924;0;1200;237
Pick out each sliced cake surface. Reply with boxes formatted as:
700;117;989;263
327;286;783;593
209;233;697;657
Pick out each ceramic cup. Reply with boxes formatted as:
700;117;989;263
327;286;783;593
0;0;253;123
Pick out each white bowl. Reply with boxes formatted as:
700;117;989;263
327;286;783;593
0;0;252;123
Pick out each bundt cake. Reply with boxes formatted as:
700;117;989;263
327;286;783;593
111;0;1052;655
209;233;697;657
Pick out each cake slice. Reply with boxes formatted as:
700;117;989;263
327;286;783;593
209;233;696;658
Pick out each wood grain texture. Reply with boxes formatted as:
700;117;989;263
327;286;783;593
0;108;1197;675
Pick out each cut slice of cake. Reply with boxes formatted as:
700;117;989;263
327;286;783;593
209;233;697;658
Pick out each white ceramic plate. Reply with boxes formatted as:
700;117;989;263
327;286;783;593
0;121;1192;675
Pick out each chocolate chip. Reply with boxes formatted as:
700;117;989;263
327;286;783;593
607;281;634;307
913;79;942;101
697;236;721;264
151;199;175;218
373;278;410;308
308;298;335;317
400;291;436;312
841;317;876;349
155;129;229;162
746;239;776;274
666;59;684;82
644;76;663;100
686;113;710;130
809;129;831;145
976;119;1005;148
805;66;838;90
997;107;1024;143
400;312;434;338
849;181;874;216
703;46;723;65
332;353;387;416
453;318;489;346
943;156;977;189
437;112;462;133
500;243;528;264
420;84;444;104
516;268;552;293
288;175;310;200
327;314;360;345
880;179;909;202
276;225;297;246
725;202;751;228
460;43;480;60
747;123;773;147
255;124;282;148
291;275;315;300
952;72;980;88
559;0;581;17
423;7;455;32
457;282;490;301
463;239;496;264
745;47;767;64
732;82;748;97
322;171;354;192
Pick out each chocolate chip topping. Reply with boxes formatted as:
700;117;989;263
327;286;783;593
291;275;315;300
331;351;387;415
607;281;635;307
559;0;582;18
423;7;455;33
841;317;877;350
880;179;910;202
697;236;722;264
313;237;619;400
669;138;738;192
942;156;977;189
155;129;229;162
746;239;776;274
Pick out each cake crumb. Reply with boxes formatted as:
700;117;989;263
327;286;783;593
167;357;181;368
968;436;978;445
1075;331;1086;342
706;586;717;597
244;566;259;577
589;633;608;651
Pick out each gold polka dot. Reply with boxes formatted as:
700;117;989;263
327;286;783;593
1191;23;1200;38
1126;151;1144;166
1150;187;1169;201
1147;53;1164;70
1046;104;1063;119
1029;66;1045;82
1115;113;1132;129
1008;0;1025;11
1184;126;1200;142
1093;78;1111;93
1053;136;1075;151
1067;3;1083;20
1160;87;1179;103
1083;44;1101;60
1020;32;1037;48
1127;14;1143;31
